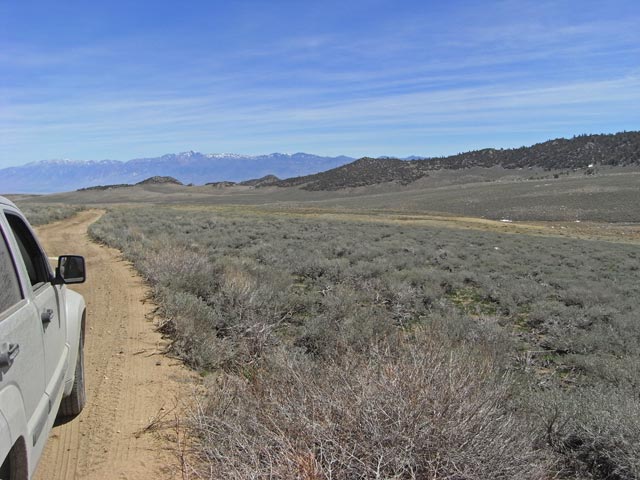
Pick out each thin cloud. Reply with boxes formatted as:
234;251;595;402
1;1;639;164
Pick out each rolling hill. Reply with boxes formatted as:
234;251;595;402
276;131;640;190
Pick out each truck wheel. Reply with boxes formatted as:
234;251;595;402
59;331;86;417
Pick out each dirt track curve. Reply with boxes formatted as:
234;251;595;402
34;210;196;480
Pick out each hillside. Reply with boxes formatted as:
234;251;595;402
77;175;183;191
429;131;640;170
276;131;640;190
136;176;183;185
277;157;428;190
239;174;280;187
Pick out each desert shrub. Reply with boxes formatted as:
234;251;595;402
143;246;220;299
187;328;551;479
540;383;640;480
154;288;236;370
14;202;83;226
88;205;640;479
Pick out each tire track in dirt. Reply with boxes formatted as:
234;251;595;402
33;210;197;480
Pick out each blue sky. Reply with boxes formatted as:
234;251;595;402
1;0;639;166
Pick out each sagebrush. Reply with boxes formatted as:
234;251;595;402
90;206;640;479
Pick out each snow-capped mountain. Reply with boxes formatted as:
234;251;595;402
0;152;354;194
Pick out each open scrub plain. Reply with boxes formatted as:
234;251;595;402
14;166;640;479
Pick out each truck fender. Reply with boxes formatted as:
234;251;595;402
62;289;86;397
0;385;28;464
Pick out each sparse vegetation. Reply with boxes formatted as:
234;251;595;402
239;174;280;187
277;131;640;191
76;175;183;191
277;157;430;190
13;202;84;226
77;183;131;191
136;175;183;185
89;205;640;479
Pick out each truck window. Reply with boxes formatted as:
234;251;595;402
0;230;23;315
4;213;52;288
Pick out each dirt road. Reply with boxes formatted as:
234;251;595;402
34;210;197;480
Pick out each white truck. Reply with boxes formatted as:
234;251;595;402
0;196;86;479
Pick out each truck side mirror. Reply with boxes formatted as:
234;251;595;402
55;255;86;284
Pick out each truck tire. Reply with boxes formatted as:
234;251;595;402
59;331;86;417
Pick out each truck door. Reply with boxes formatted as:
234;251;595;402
3;213;68;414
0;219;46;448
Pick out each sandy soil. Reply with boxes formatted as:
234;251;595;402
33;210;197;480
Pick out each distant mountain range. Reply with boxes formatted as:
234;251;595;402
0;152;354;194
1;131;638;194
